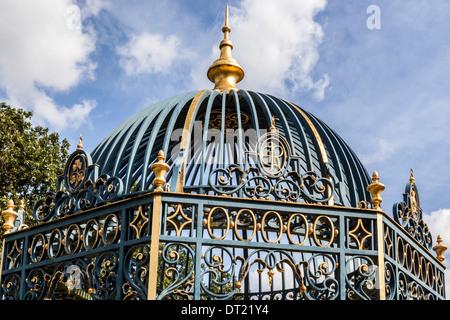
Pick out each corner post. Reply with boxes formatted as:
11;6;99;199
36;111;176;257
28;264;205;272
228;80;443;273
147;193;163;300
376;212;386;300
367;170;386;300
148;149;171;299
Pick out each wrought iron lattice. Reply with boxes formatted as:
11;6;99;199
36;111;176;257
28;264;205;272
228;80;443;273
0;191;445;300
0;94;445;301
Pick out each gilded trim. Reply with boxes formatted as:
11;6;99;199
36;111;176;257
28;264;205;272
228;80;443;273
0;238;5;288
376;212;386;300
176;90;208;193
147;194;163;300
283;100;328;164
283;100;334;205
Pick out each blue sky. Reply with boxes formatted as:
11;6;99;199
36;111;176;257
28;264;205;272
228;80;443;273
1;0;450;281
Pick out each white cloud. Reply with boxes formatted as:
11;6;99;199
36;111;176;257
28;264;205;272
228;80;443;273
0;0;102;131
359;139;397;165
423;209;450;298
117;32;181;75
226;0;330;99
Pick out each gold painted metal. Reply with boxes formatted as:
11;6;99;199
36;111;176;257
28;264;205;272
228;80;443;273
258;131;289;177
408;169;421;219
82;219;100;251
348;218;372;250
2;199;18;234
283;101;329;165
147;194;163;300
433;235;447;262
207;6;244;92
261;211;283;244
167;204;192;236
312;215;336;247
0;237;4;290
7;240;22;268
234;209;257;241
282;100;334;205
130;206;149;239
376;212;386;300
66;153;87;192
358;200;368;209
286;213;309;246
206;207;230;240
366;171;385;210
151;150;170;192
384;226;393;257
176;89;207;192
77;134;83;150
207;110;250;130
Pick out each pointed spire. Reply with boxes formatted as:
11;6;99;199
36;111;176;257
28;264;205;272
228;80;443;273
409;168;415;183
207;6;245;92
77;134;83;150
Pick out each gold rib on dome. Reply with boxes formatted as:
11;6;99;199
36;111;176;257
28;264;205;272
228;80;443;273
207;6;245;92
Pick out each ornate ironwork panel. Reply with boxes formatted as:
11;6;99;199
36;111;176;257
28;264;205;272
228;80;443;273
0;192;446;300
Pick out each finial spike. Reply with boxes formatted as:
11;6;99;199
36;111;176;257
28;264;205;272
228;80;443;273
409;168;415;183
207;7;244;93
270;116;277;132
225;6;229;27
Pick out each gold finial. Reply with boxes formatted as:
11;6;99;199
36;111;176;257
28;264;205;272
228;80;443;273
366;171;385;210
77;134;83;150
150;150;171;192
433;235;447;262
2;199;18;234
409;168;415;183
270;116;277;132
207;6;245;93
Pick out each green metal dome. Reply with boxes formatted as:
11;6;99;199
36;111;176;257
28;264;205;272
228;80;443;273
91;89;372;208
7;9;445;303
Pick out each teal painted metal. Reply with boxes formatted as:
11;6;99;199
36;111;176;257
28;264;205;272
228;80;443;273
89;90;372;207
0;192;445;300
1;89;444;300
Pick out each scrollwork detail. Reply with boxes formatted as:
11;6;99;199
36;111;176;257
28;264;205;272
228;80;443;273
32;174;123;222
158;242;195;300
345;256;377;300
393;171;432;249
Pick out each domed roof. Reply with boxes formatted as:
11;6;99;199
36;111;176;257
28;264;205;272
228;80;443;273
91;89;371;207
90;8;372;208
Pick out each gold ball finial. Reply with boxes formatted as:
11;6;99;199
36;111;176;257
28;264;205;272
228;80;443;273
207;6;245;93
366;171;385;210
433;235;447;262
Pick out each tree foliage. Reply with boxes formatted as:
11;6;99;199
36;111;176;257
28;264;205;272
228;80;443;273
0;102;70;232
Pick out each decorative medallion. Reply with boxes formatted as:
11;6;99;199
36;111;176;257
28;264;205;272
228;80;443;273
208;117;334;203
205;110;251;130
255;119;290;177
64;150;89;193
393;169;432;250
32;135;124;222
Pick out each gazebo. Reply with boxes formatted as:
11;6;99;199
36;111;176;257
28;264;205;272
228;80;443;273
0;8;446;301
